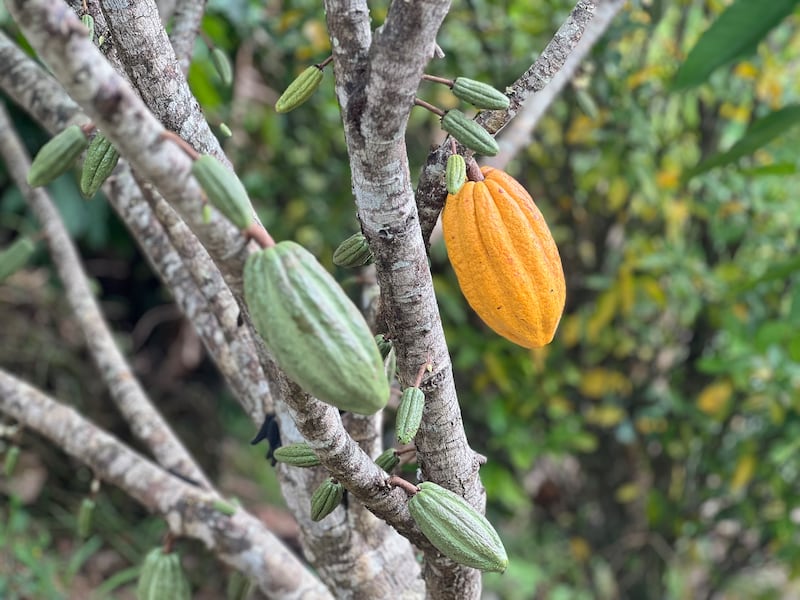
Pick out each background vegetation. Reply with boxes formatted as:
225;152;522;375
2;0;800;598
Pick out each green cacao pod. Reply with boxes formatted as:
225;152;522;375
384;346;397;385
275;66;324;113
3;445;20;477
243;241;389;414
27;124;89;187
310;477;344;522
396;387;425;444
77;497;95;538
440;110;499;157
408;481;508;572
272;442;321;467
374;334;393;361
0;236;36;284
332;232;374;268
451;77;510;110
81;14;95;41
80;133;120;198
374;448;399;473
226;571;253;600
445;154;467;195
136;548;191;600
191;154;254;230
211;47;233;87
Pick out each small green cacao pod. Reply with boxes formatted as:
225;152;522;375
77;497;95;538
451;77;510;111
332;232;374;268
80;133;120;198
244;241;390;414
374;448;399;473
3;445;20;477
272;442;321;467
408;481;508;572
446;154;467;195
396;387;425;444
191;154;254;230
27;124;89;187
440;110;499;157
81;14;95;41
275;66;324;113
310;477;344;522
374;334;393;361
384;347;397;385
136;548;191;600
211;47;233;87
226;571;253;600
0;236;36;284
219;122;233;138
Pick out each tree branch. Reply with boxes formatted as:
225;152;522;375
0;102;212;488
416;0;617;244
168;0;208;75
0;369;331;600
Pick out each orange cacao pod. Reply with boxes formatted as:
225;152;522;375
442;166;565;348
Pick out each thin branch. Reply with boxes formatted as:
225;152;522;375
0;103;211;488
416;0;619;245
169;0;208;75
0;369;332;600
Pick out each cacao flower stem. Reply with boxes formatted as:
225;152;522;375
421;73;454;87
465;157;484;182
163;531;177;554
244;223;275;248
79;122;96;138
413;97;445;118
388;475;419;497
160;130;200;161
316;55;334;69
450;138;457;155
412;355;432;388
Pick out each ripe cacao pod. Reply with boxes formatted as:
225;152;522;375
192;154;254;230
446;154;467;195
272;442;321;467
80;133;120;198
244;241;389;414
136;548;191;600
442;166;565;348
408;481;508;573
27;124;89;187
275;66;324;113
396;387;424;444
310;477;344;522
440;110;498;157
451;77;510;110
374;448;399;473
333;232;374;268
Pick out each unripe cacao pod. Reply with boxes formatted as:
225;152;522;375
442;166;565;348
136;548;191;600
446;154;467;195
275;66;324;113
272;442;321;467
375;448;400;473
211;47;233;87
333;232;374;268
191;154;255;230
27;124;89;187
310;477;344;522
396;387;424;444
0;236;36;283
451;77;510;110
408;481;508;572
440;110;499;157
3;445;20;477
244;241;389;414
80;133;119;198
77;497;95;538
81;14;95;41
374;334;393;361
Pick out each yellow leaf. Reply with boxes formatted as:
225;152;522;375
618;268;635;316
586;289;617;342
615;482;640;504
585;404;626;428
734;61;759;80
730;454;756;493
579;368;632;400
566;114;597;145
559;314;582;349
570;537;592;563
697;380;733;417
656;168;680;190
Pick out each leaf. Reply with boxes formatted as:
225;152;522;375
672;0;800;91
684;105;800;179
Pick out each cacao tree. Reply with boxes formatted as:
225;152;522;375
0;0;626;598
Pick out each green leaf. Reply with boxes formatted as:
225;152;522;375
672;0;800;91
684;105;800;179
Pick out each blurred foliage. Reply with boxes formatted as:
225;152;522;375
3;0;800;598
